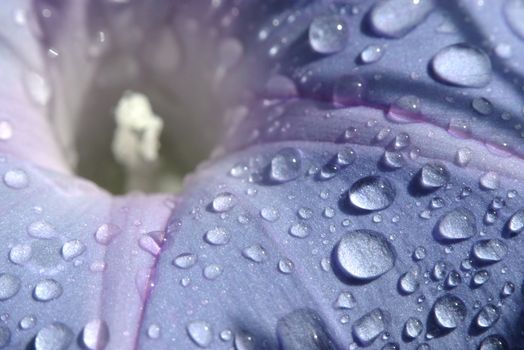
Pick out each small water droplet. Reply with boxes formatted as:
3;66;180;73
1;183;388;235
430;43;491;87
260;207;279;222
0;274;21;301
472;270;490;287
3;169;29;189
360;45;385;64
432;294;467;330
27;220;56;239
95;223;121;245
368;0;434;38
480;171;500;190
203;264;223;280
242;244;268;263
289;223;311;238
9;244;32;265
419;162;449;190
500;281;515;298
309;15;348;54
334;291;356;309
147;324;161;339
398;267;420;295
19;315;37;330
23;71;52;106
472;97;493;115
61;240;86;261
352;308;386;346
211;192;236;212
278;258;295;274
476;304;500;329
205;227;231;245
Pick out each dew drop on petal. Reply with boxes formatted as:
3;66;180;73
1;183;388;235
242;244;268;263
61;240;86;261
430;43;491;88
277;309;336;349
333;75;366;106
0;121;12;141
479;335;509;350
334;291;356;310
419;162;449;190
28;220;56;239
472;97;493;115
277;258;295;274
81;319;109;350
335;229;395;281
398;267;420;295
9;244;32;265
368;0;434;38
472;239;507;263
95;223;121;245
34;323;73;350
507;209;524;235
205;227;231;245
269;148;302;183
23;71;52;106
309;15;348;54
3;169;29;189
349;176;395;211
260;207;280;222
19;315;37;330
480;171;500;190
436;208;476;242
455;147;472;167
0;273;21;301
289;223;311;239
33;279;63;302
173;253;197;269
476;304;500;329
187;321;213;348
359;45;385;64
211;192;236;212
352;308;386;346
203;264;223;280
403;317;423;339
432;294;467;330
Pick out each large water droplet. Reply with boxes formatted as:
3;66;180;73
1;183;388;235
61;240;86;261
205;227;231;245
269;148;302;183
352;308;386;346
277;309;336;350
9;244;32;265
504;0;524;40
432;294;467;330
430;44;491;87
34;323;73;350
435;208;476;242
0;274;21;301
368;0;434;38
334;229;395;281
418;162;449;190
349;176;395;211
187;321;213;348
472;239;507;263
309;15;348;54
82;319;110;349
289;223;311;238
3;169;29;189
33;279;63;302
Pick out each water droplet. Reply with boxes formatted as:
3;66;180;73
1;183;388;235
309;15;348;54
203;264;223;280
19;315;37;330
404;317;423;339
479;335;508;350
436;208;476;242
95;223;121;245
278;258;295;274
333;75;366;106
430;43;491;87
0;274;21;301
455;147;472;167
138;231;164;256
445;270;462;289
472;97;493;115
219;329;232;342
382;343;400;350
507;209;524;235
349;176;395;211
35;323;73;350
476;304;500;329
211;192;236;212
418;162;449;190
432;294;467;330
277;309;336;350
335;229;395;281
23;71;52;106
368;0;434;38
33;279;62;302
61;240;86;261
242;244;268;263
472;239;507;263
289;223;311;238
187;321;213;348
381;151;405;169
447;118;471;138
480;171;500;190
352;308;386;346
82;319;109;349
398;267;420;294
269;148;302;183
173;253;197;269
205;227;231;245
334;291;356;309
504;0;524;40
413;246;426;261
260;207;279;222
146;324;161;340
500;281;515;298
472;270;490;287
360;45;385;64
9;244;32;265
234;331;255;350
386;95;422;123
3;169;29;189
28;220;56;239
